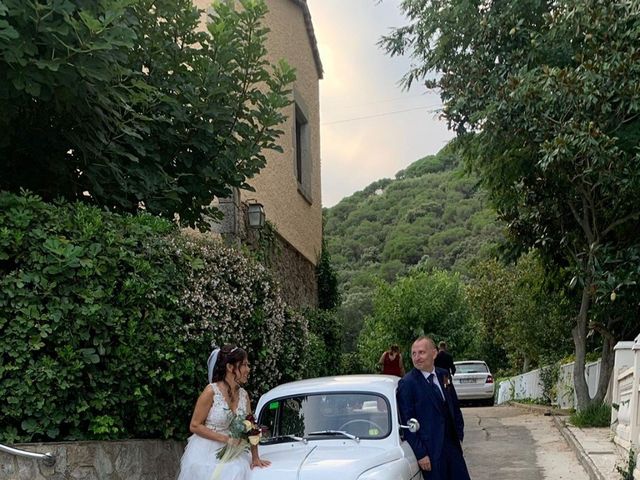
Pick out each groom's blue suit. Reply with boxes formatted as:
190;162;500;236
397;367;471;480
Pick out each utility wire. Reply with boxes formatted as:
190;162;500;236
322;93;429;110
321;105;441;126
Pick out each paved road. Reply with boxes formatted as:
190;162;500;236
462;405;588;480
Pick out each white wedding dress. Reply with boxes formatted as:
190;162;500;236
177;384;251;480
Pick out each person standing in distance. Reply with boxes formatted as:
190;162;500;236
434;341;456;377
378;344;405;377
397;336;470;480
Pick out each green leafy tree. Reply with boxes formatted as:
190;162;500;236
467;253;572;374
324;147;504;353
317;215;341;310
382;0;640;409
301;308;342;378
0;0;294;228
337;286;375;352
357;270;474;372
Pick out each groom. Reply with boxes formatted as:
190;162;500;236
397;336;471;480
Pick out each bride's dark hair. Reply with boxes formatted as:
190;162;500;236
211;345;247;402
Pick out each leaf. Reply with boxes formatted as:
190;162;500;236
78;10;102;33
79;348;100;364
20;419;38;434
569;276;578;289
0;20;19;41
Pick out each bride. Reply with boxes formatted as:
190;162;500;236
177;345;271;480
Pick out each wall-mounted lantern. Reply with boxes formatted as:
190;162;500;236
247;201;266;229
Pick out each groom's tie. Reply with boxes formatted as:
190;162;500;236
428;373;445;401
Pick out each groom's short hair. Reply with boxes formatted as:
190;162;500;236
414;335;436;350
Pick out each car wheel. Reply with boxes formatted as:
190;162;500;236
484;398;494;407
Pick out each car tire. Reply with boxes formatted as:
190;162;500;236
483;398;494;407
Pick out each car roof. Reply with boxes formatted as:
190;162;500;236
454;360;488;365
258;375;399;402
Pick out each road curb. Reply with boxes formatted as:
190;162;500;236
509;401;572;416
551;415;605;480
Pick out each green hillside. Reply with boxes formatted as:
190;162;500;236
324;146;505;350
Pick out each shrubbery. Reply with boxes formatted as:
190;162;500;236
301;309;342;379
569;403;612;428
0;192;310;442
176;232;308;394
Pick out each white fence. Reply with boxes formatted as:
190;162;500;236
610;336;640;478
496;359;605;409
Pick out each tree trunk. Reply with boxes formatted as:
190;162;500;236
592;331;616;405
573;282;592;410
522;354;530;374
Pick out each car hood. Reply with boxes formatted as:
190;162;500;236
251;442;401;480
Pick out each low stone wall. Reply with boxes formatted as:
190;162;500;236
0;439;184;480
270;231;318;308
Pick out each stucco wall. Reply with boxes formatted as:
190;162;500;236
241;0;323;266
0;440;183;480
193;0;323;266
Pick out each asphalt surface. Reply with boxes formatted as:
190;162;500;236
462;405;589;480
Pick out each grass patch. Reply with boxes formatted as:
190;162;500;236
513;397;549;406
569;403;611;428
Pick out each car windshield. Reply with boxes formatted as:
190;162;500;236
456;363;489;374
258;393;391;441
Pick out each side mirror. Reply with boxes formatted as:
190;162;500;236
400;418;420;433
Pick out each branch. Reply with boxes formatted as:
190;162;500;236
567;198;594;244
589;320;616;344
580;185;596;243
566;244;581;265
609;112;640;135
602;212;640;237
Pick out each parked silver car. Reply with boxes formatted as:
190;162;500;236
453;361;495;406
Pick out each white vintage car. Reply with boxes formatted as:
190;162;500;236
252;375;422;480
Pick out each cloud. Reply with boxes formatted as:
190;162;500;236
307;0;455;207
321;107;453;207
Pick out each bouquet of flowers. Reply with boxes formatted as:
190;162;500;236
216;413;262;461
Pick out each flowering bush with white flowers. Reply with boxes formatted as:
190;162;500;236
175;233;309;394
0;192;308;443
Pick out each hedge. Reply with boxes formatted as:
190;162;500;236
0;192;309;442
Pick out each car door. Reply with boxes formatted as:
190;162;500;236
400;440;422;479
398;410;421;479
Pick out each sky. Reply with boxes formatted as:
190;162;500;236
305;0;455;207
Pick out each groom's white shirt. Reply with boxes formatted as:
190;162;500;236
421;369;445;400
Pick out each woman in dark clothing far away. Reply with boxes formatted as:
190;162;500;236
378;344;405;377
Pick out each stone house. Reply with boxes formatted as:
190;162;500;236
193;0;323;308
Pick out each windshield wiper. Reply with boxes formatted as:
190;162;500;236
261;434;307;445
306;430;360;443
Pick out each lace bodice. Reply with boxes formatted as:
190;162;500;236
205;383;250;434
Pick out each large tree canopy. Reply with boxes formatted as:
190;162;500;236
357;270;475;373
382;0;640;408
467;252;573;374
0;0;294;228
